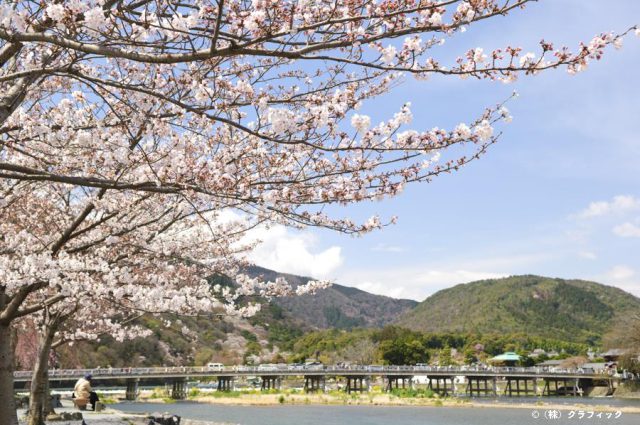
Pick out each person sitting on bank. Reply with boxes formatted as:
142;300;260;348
73;373;99;411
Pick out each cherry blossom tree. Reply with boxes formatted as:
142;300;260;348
0;1;637;422
0;181;325;424
0;0;634;230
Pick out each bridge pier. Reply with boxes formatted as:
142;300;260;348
261;376;280;391
466;376;497;397
125;378;140;401
427;376;455;396
542;377;582;396
171;378;187;400
385;375;413;392
304;376;325;393
345;376;366;393
504;377;537;397
217;376;234;392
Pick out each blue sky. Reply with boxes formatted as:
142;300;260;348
249;0;640;301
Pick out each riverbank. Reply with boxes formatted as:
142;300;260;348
16;400;145;425
129;391;640;414
16;400;231;425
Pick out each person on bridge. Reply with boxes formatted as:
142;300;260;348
73;374;100;411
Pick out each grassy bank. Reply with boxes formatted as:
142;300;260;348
131;388;640;414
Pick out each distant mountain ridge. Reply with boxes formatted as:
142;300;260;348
246;265;418;329
395;275;640;344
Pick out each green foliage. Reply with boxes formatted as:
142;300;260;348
243;340;262;363
291;328;372;362
535;353;549;363
241;330;258;342
246;300;304;352
96;393;117;404
438;346;453;366
519;355;535;367
463;348;477;364
148;387;169;399
208;391;242;398
323;306;366;329
378;338;429;365
289;325;589;365
390;388;435;398
267;323;303;351
194;347;215;366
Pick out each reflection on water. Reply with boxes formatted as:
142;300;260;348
113;400;640;425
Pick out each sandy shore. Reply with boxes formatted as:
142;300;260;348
132;392;640;414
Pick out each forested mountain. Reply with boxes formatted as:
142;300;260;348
246;266;418;329
37;273;639;370
396;275;640;345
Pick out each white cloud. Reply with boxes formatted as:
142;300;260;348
607;264;635;281
353;281;407;299
613;222;640;238
575;195;640;219
247;225;343;279
342;267;508;301
599;265;640;295
209;210;344;279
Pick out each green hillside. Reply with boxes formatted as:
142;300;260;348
395;275;640;345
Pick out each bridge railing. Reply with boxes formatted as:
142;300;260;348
13;364;622;380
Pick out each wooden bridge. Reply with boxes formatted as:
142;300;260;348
13;365;625;400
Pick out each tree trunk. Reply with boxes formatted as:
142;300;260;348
0;322;19;425
27;322;56;425
43;376;55;416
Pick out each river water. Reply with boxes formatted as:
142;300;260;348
113;399;640;425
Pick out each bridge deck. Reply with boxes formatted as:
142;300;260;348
13;366;618;383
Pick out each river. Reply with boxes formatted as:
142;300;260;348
113;399;640;425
